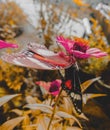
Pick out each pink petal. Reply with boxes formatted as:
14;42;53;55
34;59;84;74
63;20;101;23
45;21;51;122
50;91;60;96
36;81;51;91
0;40;18;49
90;52;108;58
58;52;75;66
73;48;107;58
87;48;108;58
59;52;71;61
56;36;74;52
87;48;103;54
52;79;62;88
72;50;90;58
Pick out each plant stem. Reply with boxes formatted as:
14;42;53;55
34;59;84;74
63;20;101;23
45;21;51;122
49;95;53;106
47;87;63;130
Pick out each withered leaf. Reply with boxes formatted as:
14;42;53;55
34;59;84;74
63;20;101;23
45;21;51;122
81;77;101;92
0;116;24;130
0;94;20;107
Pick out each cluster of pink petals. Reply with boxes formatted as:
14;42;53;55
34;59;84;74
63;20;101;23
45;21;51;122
56;36;107;59
0;40;18;49
36;79;62;96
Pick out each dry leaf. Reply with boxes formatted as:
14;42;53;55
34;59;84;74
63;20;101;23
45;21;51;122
0;94;20;107
0;116;24;130
11;109;23;116
66;126;82;130
83;93;106;105
97;80;110;89
53;123;63;130
22;115;30;130
77;113;88;121
22;124;37;130
81;77;101;92
25;103;52;114
37;115;50;130
26;96;36;104
60;97;73;114
55;111;82;128
51;118;62;125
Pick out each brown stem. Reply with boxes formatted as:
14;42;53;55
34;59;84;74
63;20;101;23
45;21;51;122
47;87;63;130
49;95;54;106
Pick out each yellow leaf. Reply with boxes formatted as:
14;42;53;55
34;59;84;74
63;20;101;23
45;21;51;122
97;80;110;89
26;96;36;104
51;118;62;125
64;97;73;114
81;77;101;92
55;111;82;128
83;93;106;105
22;124;37;130
37;115;50;130
59;97;73;114
0;87;8;97
22;115;30;129
25;103;52;114
0;117;24;130
11;109;23;116
66;126;82;130
77;113;88;121
53;123;63;130
0;94;20;107
9;20;15;25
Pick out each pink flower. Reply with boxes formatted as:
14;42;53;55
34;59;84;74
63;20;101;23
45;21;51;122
36;79;62;96
56;36;107;59
0;40;18;49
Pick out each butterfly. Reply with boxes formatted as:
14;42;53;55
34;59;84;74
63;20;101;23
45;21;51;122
65;66;82;114
1;42;82;114
59;65;82;115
